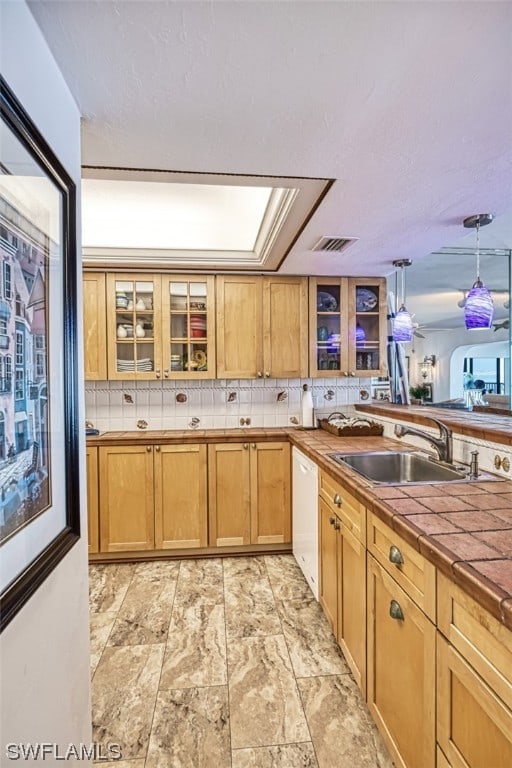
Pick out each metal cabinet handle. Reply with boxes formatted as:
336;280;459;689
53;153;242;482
155;445;161;452
243;443;248;450
329;516;336;525
389;545;404;565
333;493;342;507
389;600;404;621
146;445;152;452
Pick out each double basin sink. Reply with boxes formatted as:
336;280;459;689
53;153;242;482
329;451;474;486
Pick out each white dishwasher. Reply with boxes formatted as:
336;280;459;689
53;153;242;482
292;447;319;599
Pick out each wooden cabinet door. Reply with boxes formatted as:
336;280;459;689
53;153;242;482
154;443;207;549
309;277;349;377
83;272;107;380
338;522;366;694
99;445;154;552
347;277;387;377
208;443;251;546
250;442;291;544
319;498;338;633
367;555;436;768
86;446;99;554
106;274;162;380
437;636;512;768
216;276;263;378
263;276;308;378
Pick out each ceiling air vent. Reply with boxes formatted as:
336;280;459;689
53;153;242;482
312;236;359;253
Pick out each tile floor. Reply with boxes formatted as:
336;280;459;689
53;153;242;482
90;555;394;767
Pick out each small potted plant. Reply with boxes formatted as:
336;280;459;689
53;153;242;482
409;384;429;405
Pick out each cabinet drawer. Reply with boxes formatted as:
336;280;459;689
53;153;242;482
367;512;436;620
437;635;512;768
437;571;512;711
319;470;366;543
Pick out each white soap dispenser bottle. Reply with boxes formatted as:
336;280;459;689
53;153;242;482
301;384;314;428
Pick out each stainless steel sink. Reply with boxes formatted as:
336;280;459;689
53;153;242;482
328;451;469;485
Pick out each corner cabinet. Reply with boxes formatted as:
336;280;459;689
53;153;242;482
208;441;291;546
309;277;387;377
216;275;308;379
105;274;215;380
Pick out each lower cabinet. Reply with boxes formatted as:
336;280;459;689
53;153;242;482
208;441;291;547
318;471;367;693
98;443;207;553
366;554;436;768
86;446;99;554
436;571;512;768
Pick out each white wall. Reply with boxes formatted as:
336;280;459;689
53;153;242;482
0;0;91;761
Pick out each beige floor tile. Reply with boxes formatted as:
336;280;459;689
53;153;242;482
95;762;145;768
174;558;224;603
159;598;227;689
297;675;394;768
108;561;178;646
90;611;117;676
277;598;349;677
232;742;319;767
228;634;309;749
224;557;282;638
92;643;164;760
89;563;135;613
265;555;314;601
145;685;231;768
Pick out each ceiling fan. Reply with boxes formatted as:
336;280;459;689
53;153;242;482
412;318;454;338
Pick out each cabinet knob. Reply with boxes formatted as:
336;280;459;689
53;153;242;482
155;445;161;452
349;371;355;377
329;516;336;526
265;371;270;378
155;369;161;379
257;371;263;378
164;369;169;378
252;443;256;449
389;600;404;621
389;545;404;565
333;519;341;530
333;493;342;507
146;445;152;452
243;443;248;450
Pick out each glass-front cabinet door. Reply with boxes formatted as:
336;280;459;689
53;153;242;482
106;274;162;380
309;278;349;377
161;276;215;379
348;277;387;377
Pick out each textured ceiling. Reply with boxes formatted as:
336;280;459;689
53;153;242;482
27;0;512;281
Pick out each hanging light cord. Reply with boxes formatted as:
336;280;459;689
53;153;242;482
475;220;481;283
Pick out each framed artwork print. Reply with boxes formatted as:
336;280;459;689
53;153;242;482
0;76;80;632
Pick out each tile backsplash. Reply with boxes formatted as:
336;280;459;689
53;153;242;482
85;378;370;431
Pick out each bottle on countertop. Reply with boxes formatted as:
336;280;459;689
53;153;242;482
301;383;314;428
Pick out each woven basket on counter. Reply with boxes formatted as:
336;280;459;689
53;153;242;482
318;411;384;437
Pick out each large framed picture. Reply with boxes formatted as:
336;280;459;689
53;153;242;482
0;77;80;631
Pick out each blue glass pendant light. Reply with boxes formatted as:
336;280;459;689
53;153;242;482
463;214;494;330
392;259;413;342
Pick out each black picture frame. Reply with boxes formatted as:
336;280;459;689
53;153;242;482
0;76;80;632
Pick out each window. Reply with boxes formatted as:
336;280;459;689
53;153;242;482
4;263;11;299
36;352;45;379
15;369;24;400
16;331;23;365
5;355;12;380
0;318;6;336
35;335;45;350
0;225;7;240
11;236;18;249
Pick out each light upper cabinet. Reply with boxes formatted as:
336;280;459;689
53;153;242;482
309;277;387;378
105;273;215;380
216;275;308;379
83;272;107;380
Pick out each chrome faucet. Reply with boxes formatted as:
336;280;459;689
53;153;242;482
394;418;453;464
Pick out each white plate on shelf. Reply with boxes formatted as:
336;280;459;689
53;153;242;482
317;291;338;311
356;287;378;312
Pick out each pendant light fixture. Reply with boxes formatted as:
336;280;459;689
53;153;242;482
392;258;413;342
463;213;494;329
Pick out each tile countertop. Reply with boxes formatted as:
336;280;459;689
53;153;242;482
355;402;512;447
87;426;512;630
